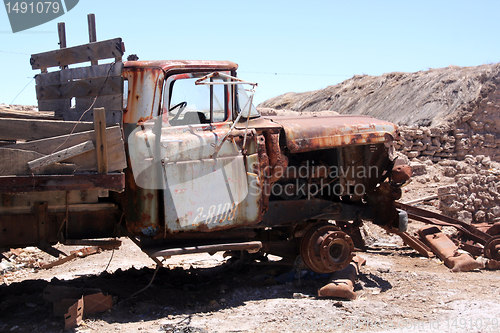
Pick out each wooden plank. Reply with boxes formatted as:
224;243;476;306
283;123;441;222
0;148;42;175
0;203;118;215
35;62;123;85
1;190;99;207
35;202;48;245
64;297;84;329
65;137;126;172
83;293;113;315
0;173;125;193
93;108;108;174
38;99;70;113
28;140;95;171
36;76;123;100
0;107;55;120
0;118;94;141
30;38;123;70
6;126;121;154
0;148;77;175
75;95;122;113
6;126;127;173
60;109;122;125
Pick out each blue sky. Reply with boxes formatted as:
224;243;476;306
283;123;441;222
1;0;499;106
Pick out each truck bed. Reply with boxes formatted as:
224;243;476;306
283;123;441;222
0;36;127;248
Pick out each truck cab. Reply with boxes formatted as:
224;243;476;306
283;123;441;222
120;60;409;273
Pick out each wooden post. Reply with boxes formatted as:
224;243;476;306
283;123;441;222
93;108;108;174
57;22;67;69
93;107;108;197
87;14;98;66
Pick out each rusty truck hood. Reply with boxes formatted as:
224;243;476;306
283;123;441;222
262;115;398;153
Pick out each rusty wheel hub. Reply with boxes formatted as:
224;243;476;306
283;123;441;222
484;236;500;261
300;222;354;274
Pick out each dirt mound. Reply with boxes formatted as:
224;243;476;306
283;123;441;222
258;63;500;127
259;63;500;223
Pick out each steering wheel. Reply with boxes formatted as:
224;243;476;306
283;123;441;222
169;101;187;123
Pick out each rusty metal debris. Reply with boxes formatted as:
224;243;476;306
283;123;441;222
391;164;412;183
396;202;500;264
419;226;484;272
147;241;262;258
69;246;101;257
40;253;77;269
41;246;103;269
318;256;366;300
395;231;434;258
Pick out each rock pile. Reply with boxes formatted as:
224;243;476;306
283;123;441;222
437;157;500;223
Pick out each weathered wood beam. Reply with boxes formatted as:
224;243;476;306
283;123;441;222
0;118;93;141
30;37;123;70
93;108;108;174
0;173;125;193
28;140;94;171
36;76;122;100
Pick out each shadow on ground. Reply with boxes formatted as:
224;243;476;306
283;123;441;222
0;258;389;332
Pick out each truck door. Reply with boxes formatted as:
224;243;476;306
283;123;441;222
158;72;260;232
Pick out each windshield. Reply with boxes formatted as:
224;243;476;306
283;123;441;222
237;85;260;118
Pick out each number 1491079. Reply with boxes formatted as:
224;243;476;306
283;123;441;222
5;2;60;14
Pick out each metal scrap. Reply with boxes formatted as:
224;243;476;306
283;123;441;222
396;202;500;262
41;246;103;269
318;256;366;300
419;226;484;272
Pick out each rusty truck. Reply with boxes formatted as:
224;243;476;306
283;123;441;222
0;18;410;274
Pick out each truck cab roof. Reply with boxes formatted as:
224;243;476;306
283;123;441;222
123;60;238;73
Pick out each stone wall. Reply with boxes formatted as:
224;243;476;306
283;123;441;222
394;94;500;224
394;84;500;163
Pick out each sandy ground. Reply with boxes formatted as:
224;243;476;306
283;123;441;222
1;217;499;333
0;161;498;333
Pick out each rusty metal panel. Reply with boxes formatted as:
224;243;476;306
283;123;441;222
122;68;164;125
264;115;398;153
235;116;283;131
123;60;238;73
163;155;249;232
122;61;238;125
160;123;240;162
419;226;484;272
127;120;263;234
